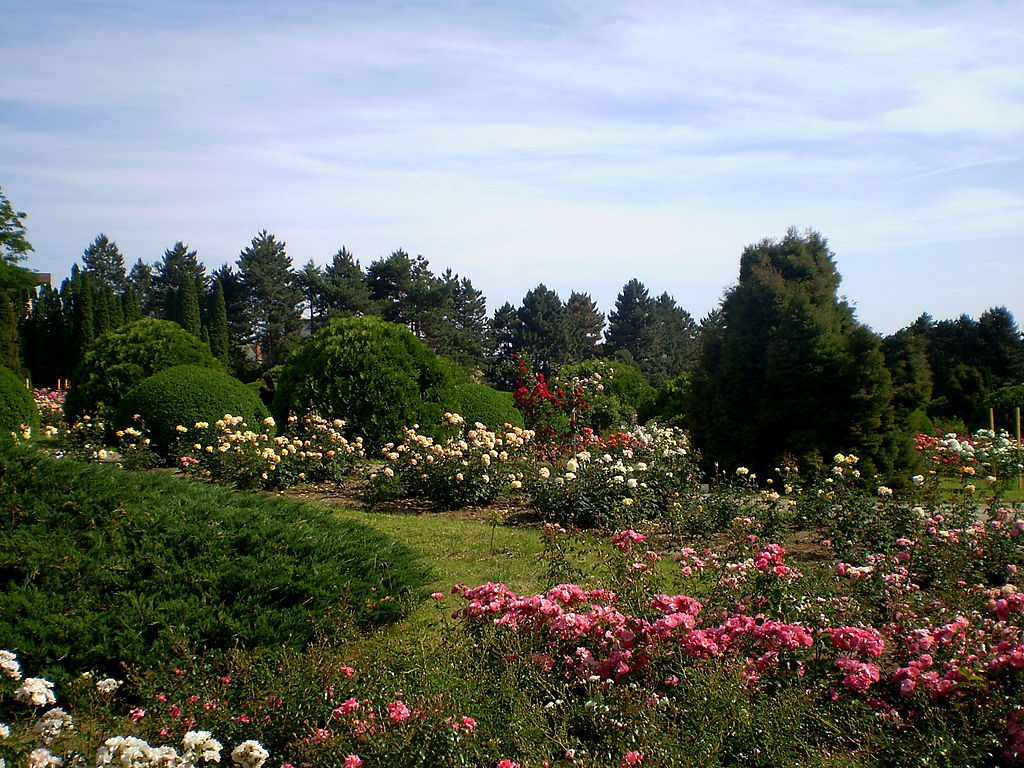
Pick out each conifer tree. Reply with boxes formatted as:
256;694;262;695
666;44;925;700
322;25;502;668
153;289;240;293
81;234;127;293
687;228;894;475
237;231;301;366
0;290;19;372
207;279;230;364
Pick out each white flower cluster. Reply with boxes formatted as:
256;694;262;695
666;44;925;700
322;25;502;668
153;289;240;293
183;730;223;765
230;740;270;768
16;677;57;707
95;677;122;694
33;708;73;746
0;650;21;680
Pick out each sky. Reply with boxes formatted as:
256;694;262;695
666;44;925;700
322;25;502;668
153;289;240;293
1;0;1022;335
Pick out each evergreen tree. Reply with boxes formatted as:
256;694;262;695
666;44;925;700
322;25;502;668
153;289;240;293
207;279;230;364
489;301;521;384
81;234;126;293
515;284;568;377
428;269;489;371
94;283;110;338
687;228;895;475
564;291;604;361
323;247;374;318
68;268;96;367
127;259;156;317
122;287;142;323
295;259;326;333
237;231;301;366
177;278;201;336
212;264;247;372
0;291;19;372
644;292;700;386
605;279;653;369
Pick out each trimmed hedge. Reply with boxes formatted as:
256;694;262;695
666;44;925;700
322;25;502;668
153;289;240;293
272;316;464;448
64;319;222;422
455;379;524;429
0;365;37;434
0;441;428;681
118;365;270;457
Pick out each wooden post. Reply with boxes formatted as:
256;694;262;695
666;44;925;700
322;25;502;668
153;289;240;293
990;407;995;433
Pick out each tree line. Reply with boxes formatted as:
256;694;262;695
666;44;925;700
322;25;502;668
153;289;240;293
2;185;1022;477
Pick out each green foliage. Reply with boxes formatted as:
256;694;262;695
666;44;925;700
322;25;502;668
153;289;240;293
0;365;37;433
0;185;33;264
237;230;302;368
986;385;1024;433
117;365;269;457
81;233;126;293
0;290;19;372
687;228;896;476
454;380;524;429
64;318;222;422
272;316;464;449
557;358;655;433
0;441;428;681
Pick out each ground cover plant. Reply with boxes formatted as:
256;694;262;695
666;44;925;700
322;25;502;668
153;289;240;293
0;439;427;684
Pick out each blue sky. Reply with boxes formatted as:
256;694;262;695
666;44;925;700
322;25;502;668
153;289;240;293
2;0;1022;334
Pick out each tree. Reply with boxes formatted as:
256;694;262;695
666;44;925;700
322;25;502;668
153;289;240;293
0;185;32;264
207;279;230;364
428;269;489;372
605;279;653;369
127;259;156;317
686;228;895;475
0;291;19;372
644;292;699;386
515;284;568;377
322;247;374;318
177;278;201;336
81;234;126;293
236;231;301;367
564;291;604;361
295;259;326;333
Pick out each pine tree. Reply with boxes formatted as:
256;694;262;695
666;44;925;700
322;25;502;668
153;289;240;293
295;259;326;333
564;291;604;362
605;279;653;369
237;231;301;366
81;234;127;293
515;284;568;377
644;293;700;386
127;259;156;317
323;247;374;318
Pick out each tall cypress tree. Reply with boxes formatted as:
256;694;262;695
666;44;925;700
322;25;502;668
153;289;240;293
177;279;201;336
207;279;230;364
0;291;19;372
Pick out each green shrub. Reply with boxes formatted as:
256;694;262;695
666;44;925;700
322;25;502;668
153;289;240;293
556;359;655;434
455;379;524;428
0;441;428;682
117;365;269;457
0;365;37;434
64;318;222;422
273;316;464;449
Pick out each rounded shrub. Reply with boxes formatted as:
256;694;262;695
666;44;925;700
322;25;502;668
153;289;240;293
0;366;38;434
272;316;464;448
118;365;270;457
65;319;222;422
455;379;524;429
